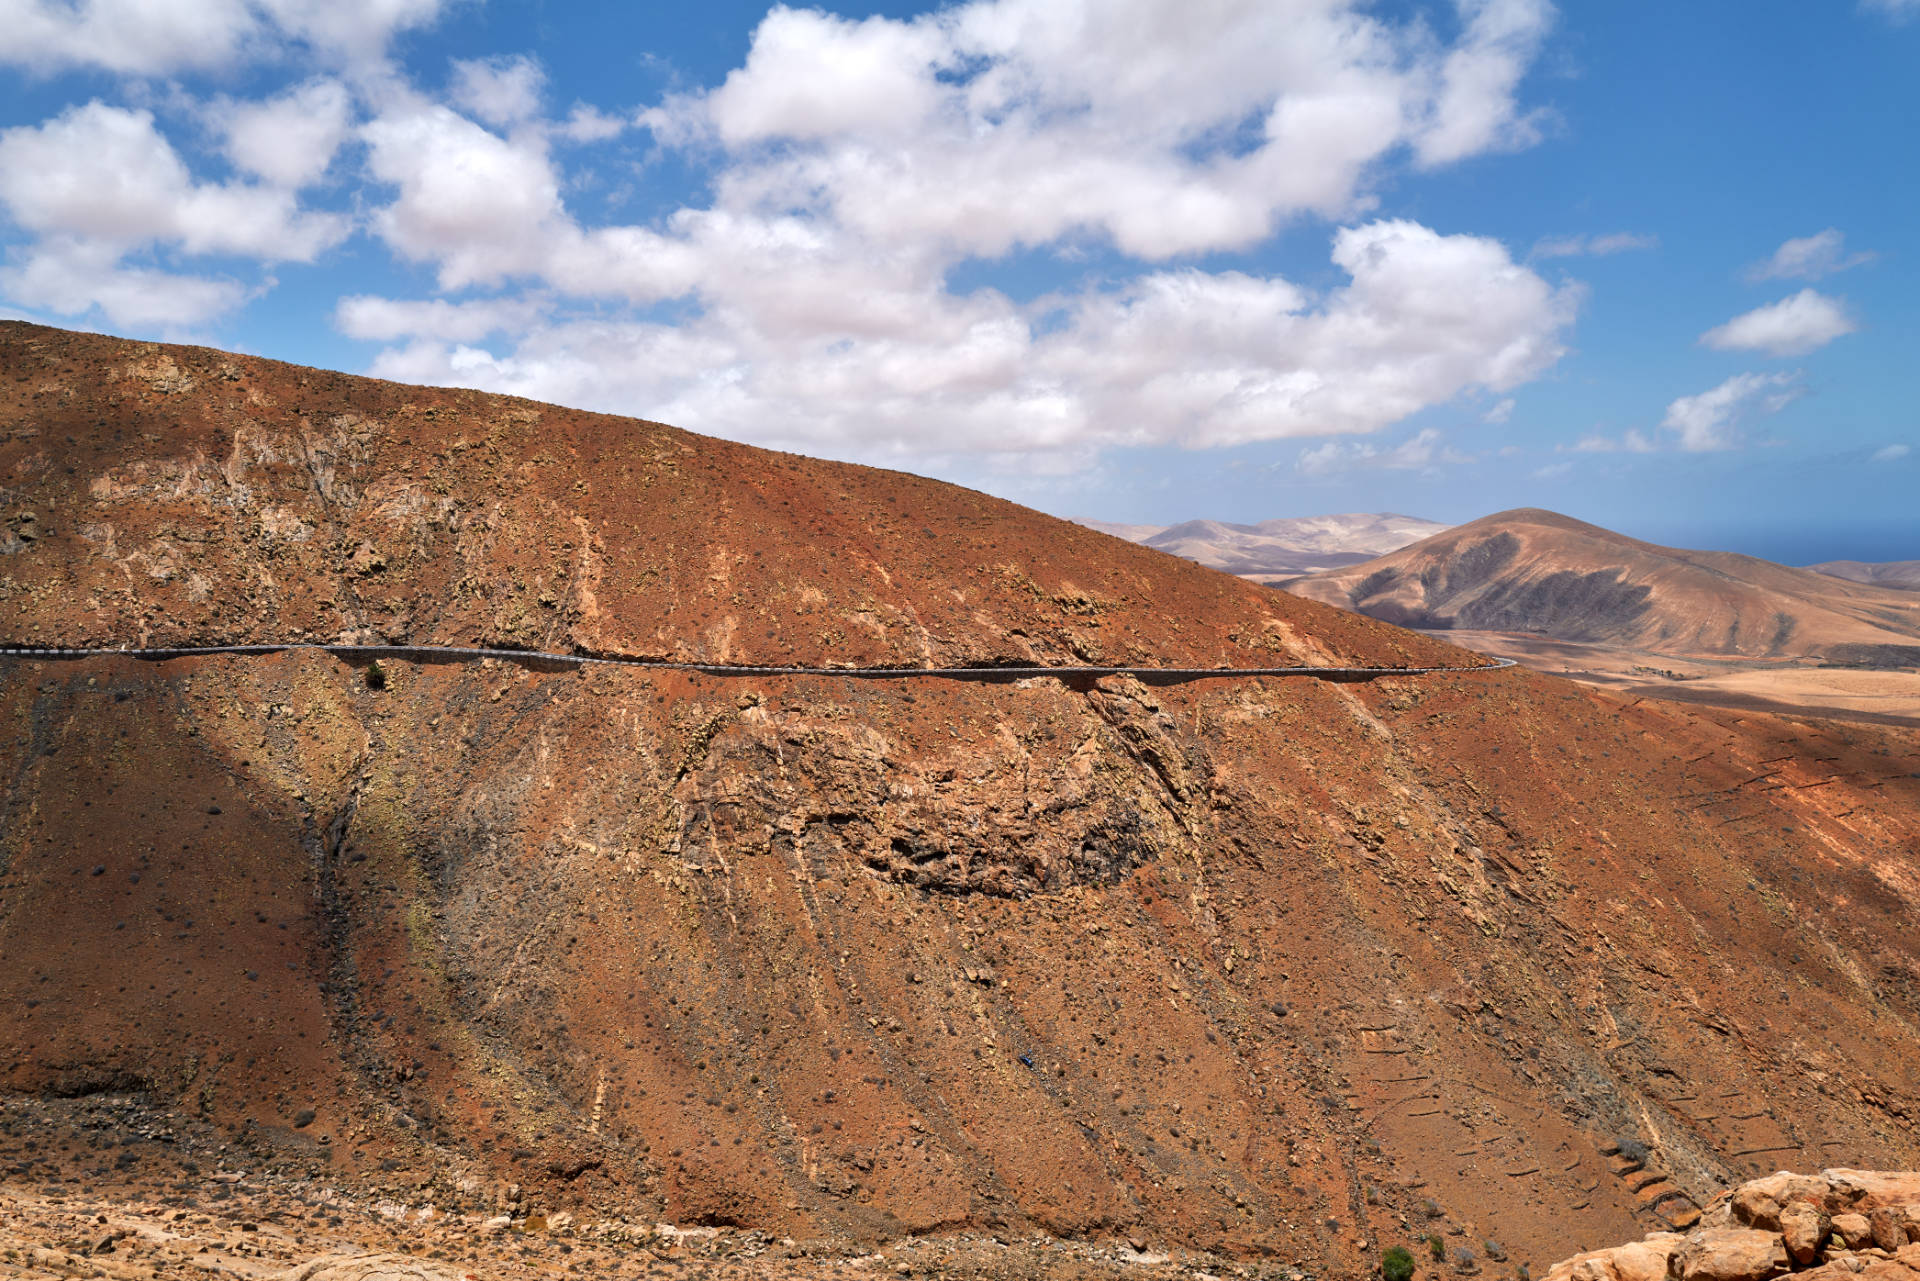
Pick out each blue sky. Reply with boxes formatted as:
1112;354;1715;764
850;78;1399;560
0;1;1913;562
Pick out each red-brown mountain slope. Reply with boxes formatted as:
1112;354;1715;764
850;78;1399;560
1285;508;1920;664
4;325;1920;1279
0;323;1449;673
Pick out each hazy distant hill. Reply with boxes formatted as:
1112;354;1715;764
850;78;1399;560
1285;507;1920;664
1811;559;1920;592
1072;512;1450;581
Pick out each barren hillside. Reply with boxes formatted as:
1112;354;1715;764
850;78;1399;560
4;325;1920;1278
1814;560;1920;592
1285;508;1920;664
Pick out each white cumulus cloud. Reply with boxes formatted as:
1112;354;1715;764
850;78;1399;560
0;237;250;329
0;102;347;259
342;0;1575;468
0;100;348;327
214;78;353;189
1661;372;1801;452
334;294;549;343
653;0;1559;262
1700;289;1856;357
448;55;546;128
1873;443;1912;462
0;0;446;76
359;220;1576;464
1413;0;1558;167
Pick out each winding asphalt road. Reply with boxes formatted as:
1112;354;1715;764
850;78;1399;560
0;642;1517;684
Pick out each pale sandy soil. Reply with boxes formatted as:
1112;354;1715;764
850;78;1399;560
1436;629;1920;726
0;1181;1249;1281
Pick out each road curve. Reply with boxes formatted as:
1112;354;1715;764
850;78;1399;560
0;643;1517;684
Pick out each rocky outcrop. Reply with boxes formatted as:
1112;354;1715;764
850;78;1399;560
1546;1171;1920;1280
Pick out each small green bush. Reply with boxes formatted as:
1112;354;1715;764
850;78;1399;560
1381;1245;1416;1281
365;660;388;690
1428;1235;1446;1261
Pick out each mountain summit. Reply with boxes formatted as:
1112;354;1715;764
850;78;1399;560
1286;507;1920;664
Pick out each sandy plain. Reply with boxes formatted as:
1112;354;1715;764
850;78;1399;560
1438;629;1920;726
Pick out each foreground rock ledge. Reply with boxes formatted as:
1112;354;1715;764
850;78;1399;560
1547;1170;1920;1280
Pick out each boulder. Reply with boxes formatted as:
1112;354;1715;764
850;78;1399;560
1781;1200;1831;1265
1546;1173;1920;1281
1540;1234;1682;1281
1735;1174;1834;1231
1604;1236;1685;1281
1831;1173;1920;1213
1670;1228;1790;1281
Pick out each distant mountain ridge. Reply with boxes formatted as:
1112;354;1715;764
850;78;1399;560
1283;507;1920;665
1072;512;1451;581
1811;559;1920;592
